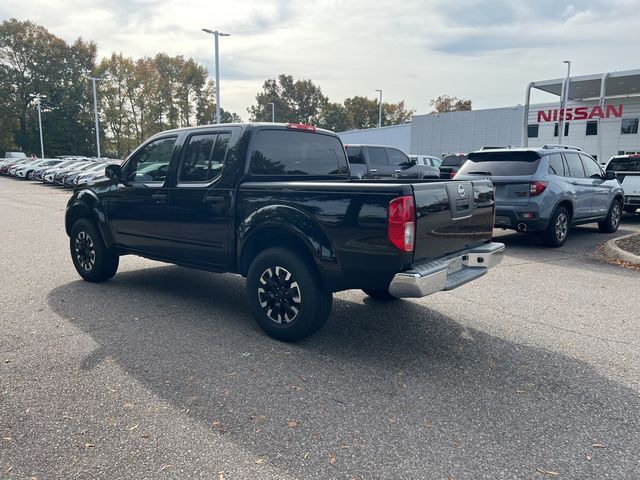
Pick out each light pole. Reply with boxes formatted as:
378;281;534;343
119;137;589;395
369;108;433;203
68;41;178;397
559;60;571;144
375;89;382;128
29;93;46;158
202;28;231;124
268;102;275;122
87;76;102;158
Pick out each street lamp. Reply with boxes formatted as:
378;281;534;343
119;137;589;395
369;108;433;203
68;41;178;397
268;102;275;122
29;93;46;158
86;75;103;159
559;60;571;144
375;89;382;128
202;28;231;124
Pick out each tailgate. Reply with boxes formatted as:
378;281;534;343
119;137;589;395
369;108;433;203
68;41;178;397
411;179;495;262
619;172;640;196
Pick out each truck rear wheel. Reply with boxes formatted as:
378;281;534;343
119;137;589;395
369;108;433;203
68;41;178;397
70;219;119;282
246;247;332;342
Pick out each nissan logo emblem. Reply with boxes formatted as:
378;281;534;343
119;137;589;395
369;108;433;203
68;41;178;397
457;184;466;197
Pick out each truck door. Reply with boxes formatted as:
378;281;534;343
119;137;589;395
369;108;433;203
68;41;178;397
167;130;235;269
107;136;177;258
365;147;393;178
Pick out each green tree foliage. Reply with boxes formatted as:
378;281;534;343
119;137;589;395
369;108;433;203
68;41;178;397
430;95;472;113
0;18;96;156
340;96;414;130
248;74;328;124
317;102;349;132
0;19;242;158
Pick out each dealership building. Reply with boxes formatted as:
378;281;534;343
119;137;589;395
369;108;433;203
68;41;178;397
338;68;640;163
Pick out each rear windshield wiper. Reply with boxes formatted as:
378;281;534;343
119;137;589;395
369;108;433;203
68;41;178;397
465;171;492;175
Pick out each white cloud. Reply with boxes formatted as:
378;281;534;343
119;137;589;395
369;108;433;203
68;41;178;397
2;0;638;119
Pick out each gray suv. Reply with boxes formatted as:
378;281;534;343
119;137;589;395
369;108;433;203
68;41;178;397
456;146;624;247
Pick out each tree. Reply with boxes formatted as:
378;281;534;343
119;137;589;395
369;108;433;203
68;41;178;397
317;102;349;132
343;96;379;130
0;18;97;156
383;100;414;125
248;74;328;124
430;95;472;113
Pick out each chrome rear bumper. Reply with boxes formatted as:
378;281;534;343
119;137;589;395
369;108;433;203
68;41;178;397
388;242;505;298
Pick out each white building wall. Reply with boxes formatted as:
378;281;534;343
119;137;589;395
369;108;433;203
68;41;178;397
337;123;411;153
410;106;524;157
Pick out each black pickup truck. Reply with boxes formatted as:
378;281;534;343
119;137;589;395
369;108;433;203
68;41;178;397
65;123;504;341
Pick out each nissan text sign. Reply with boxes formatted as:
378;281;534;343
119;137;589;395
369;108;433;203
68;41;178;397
537;104;623;123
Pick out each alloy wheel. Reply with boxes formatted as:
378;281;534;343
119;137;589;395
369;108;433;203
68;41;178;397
611;203;621;229
257;266;302;324
555;212;568;241
74;231;96;271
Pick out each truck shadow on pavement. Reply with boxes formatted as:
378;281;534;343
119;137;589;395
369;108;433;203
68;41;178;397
47;265;640;479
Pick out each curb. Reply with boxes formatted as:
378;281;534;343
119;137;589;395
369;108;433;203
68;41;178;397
603;233;640;266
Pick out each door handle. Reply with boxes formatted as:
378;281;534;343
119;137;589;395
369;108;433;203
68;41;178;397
394;169;402;173
204;195;224;203
370;169;378;173
151;193;167;203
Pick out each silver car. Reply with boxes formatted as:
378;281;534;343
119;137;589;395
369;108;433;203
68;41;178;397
456;146;624;247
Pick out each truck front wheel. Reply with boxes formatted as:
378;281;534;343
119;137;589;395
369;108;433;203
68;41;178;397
246;247;332;342
70;219;119;282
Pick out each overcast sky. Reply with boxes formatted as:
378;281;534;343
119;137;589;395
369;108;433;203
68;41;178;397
2;0;639;120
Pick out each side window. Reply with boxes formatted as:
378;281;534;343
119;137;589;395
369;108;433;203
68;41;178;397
548;153;565;176
563;153;585;178
387;148;409;166
180;132;230;183
368;147;388;166
580;154;603;179
346;146;364;164
126;137;176;184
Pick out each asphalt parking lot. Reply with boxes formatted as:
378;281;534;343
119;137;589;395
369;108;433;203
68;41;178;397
1;177;639;480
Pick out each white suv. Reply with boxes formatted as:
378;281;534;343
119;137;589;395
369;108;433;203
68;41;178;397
604;154;640;213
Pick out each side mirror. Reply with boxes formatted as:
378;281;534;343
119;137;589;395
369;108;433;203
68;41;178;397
604;171;616;181
105;164;122;181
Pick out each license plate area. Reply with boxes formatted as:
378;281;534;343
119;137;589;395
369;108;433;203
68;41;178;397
447;256;463;274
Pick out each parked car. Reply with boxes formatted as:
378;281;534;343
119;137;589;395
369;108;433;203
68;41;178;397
14;159;51;179
455;146;624;247
409;154;442;167
66;123;504;341
4;151;27;159
602;154;640;213
42;160;84;183
32;160;67;181
439;154;468;179
63;162;107;188
345;144;439;179
53;161;95;185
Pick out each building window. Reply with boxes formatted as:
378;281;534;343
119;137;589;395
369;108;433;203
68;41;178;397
527;124;539;138
554;123;570;137
586;121;598;136
621;118;639;134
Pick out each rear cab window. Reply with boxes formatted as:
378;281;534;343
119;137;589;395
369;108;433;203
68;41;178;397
249;129;349;176
607;156;640;172
459;151;541;176
441;155;467;167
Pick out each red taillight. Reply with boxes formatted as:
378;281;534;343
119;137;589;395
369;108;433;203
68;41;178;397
286;123;316;132
450;171;456;179
388;196;415;252
530;181;548;196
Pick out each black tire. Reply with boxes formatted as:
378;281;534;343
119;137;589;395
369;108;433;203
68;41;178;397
362;288;398;301
598;200;623;233
69;219;119;282
26;170;33;180
541;206;570;247
246;247;332;342
624;206;637;214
